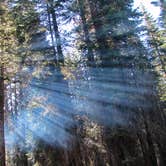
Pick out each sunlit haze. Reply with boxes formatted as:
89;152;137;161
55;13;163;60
134;0;161;19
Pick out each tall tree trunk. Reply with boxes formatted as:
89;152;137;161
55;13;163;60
48;0;64;64
143;113;158;166
155;140;166;166
0;66;5;166
87;0;109;62
137;133;151;166
47;4;57;64
77;0;94;62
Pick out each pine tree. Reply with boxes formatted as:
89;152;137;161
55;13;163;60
142;6;166;74
47;0;64;64
0;1;18;165
77;0;94;62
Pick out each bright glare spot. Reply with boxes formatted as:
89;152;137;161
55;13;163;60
134;0;161;19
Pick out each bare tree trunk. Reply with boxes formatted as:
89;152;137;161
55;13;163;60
77;0;94;62
137;133;151;166
47;4;57;64
143;113;158;166
87;0;109;62
48;0;64;64
0;66;6;166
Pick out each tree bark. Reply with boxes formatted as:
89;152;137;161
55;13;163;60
47;4;57;64
143;114;158;166
78;0;94;62
48;0;64;64
87;0;110;62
